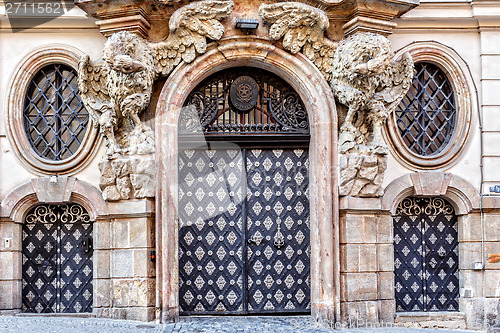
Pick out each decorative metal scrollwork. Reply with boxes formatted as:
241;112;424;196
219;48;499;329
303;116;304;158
395;197;454;216
180;67;309;136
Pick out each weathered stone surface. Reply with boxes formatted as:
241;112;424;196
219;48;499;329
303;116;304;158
340;244;377;273
340;214;377;244
260;2;414;198
103;185;121;201
130;174;155;198
116;176;132;199
395;313;467;330
112;278;155;307
378;272;394;300
339;155;387;197
100;156;155;201
111;160;131;178
341;273;378;301
340;300;379;323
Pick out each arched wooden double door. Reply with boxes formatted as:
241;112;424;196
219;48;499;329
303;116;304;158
22;203;93;313
178;67;311;314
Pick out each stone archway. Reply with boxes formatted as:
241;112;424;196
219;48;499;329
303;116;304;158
155;37;339;323
0;177;106;314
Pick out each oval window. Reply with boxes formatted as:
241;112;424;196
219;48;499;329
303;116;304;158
24;64;89;161
395;62;456;156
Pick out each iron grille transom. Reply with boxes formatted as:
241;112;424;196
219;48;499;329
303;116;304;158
395;63;456;156
394;197;459;312
180;67;309;138
24;64;89;161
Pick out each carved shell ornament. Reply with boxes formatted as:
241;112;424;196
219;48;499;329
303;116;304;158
260;2;414;197
77;0;234;201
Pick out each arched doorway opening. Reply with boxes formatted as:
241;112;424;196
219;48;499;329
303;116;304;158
178;67;311;314
393;197;459;312
22;203;93;313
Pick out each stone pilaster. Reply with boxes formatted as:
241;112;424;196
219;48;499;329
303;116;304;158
94;199;156;321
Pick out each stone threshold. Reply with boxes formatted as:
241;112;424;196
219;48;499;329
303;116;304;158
15;313;96;318
395;312;467;330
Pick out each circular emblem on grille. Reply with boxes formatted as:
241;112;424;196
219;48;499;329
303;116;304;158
230;76;259;112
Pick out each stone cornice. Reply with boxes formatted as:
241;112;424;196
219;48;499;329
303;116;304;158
75;0;419;39
394;0;500;30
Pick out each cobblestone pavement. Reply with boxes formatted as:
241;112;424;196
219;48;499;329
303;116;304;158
0;315;488;333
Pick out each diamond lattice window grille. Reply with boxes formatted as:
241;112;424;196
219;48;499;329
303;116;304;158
23;64;89;161
395;63;456;156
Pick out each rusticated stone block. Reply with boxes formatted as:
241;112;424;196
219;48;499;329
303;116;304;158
340;214;377;244
116;176;132;199
111;159;132;178
112;220;130;249
377;244;393;272
93;221;111;250
94;278;111;307
130;174;155;198
340;300;379;324
103;185;121;201
461;270;484;298
112;278;155;307
378;272;394;300
460;298;484;330
485;270;500;297
340;244;377;273
378;300;395;324
341;273;378;301
130;157;155;177
99;176;115;190
0;251;21;280
339;155;387;197
0;281;21;309
93;250;110;279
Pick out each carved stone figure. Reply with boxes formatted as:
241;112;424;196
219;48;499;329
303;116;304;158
260;2;414;197
78;0;234;200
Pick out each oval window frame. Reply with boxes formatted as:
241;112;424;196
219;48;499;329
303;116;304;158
385;42;473;170
6;45;100;175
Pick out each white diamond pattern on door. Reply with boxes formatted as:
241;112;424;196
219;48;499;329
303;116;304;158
178;149;245;314
178;148;310;314
246;149;310;313
394;197;459;312
22;204;93;313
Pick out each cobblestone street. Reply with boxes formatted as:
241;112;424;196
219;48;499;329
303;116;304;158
0;316;492;333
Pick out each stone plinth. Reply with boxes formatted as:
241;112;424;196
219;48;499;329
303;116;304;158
94;199;156;321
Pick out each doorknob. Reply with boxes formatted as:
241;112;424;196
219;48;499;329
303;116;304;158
248;234;263;244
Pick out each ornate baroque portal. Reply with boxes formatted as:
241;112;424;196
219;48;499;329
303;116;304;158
178;67;311;314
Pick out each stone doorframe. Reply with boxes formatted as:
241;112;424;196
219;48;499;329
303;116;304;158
0;176;106;314
155;37;339;323
382;172;482;328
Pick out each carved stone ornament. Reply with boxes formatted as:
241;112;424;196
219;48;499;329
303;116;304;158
78;0;234;201
260;2;414;197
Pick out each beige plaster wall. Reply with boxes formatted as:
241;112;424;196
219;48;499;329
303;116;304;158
0;25;106;199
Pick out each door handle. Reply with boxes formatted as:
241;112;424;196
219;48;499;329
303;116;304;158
81;236;93;254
